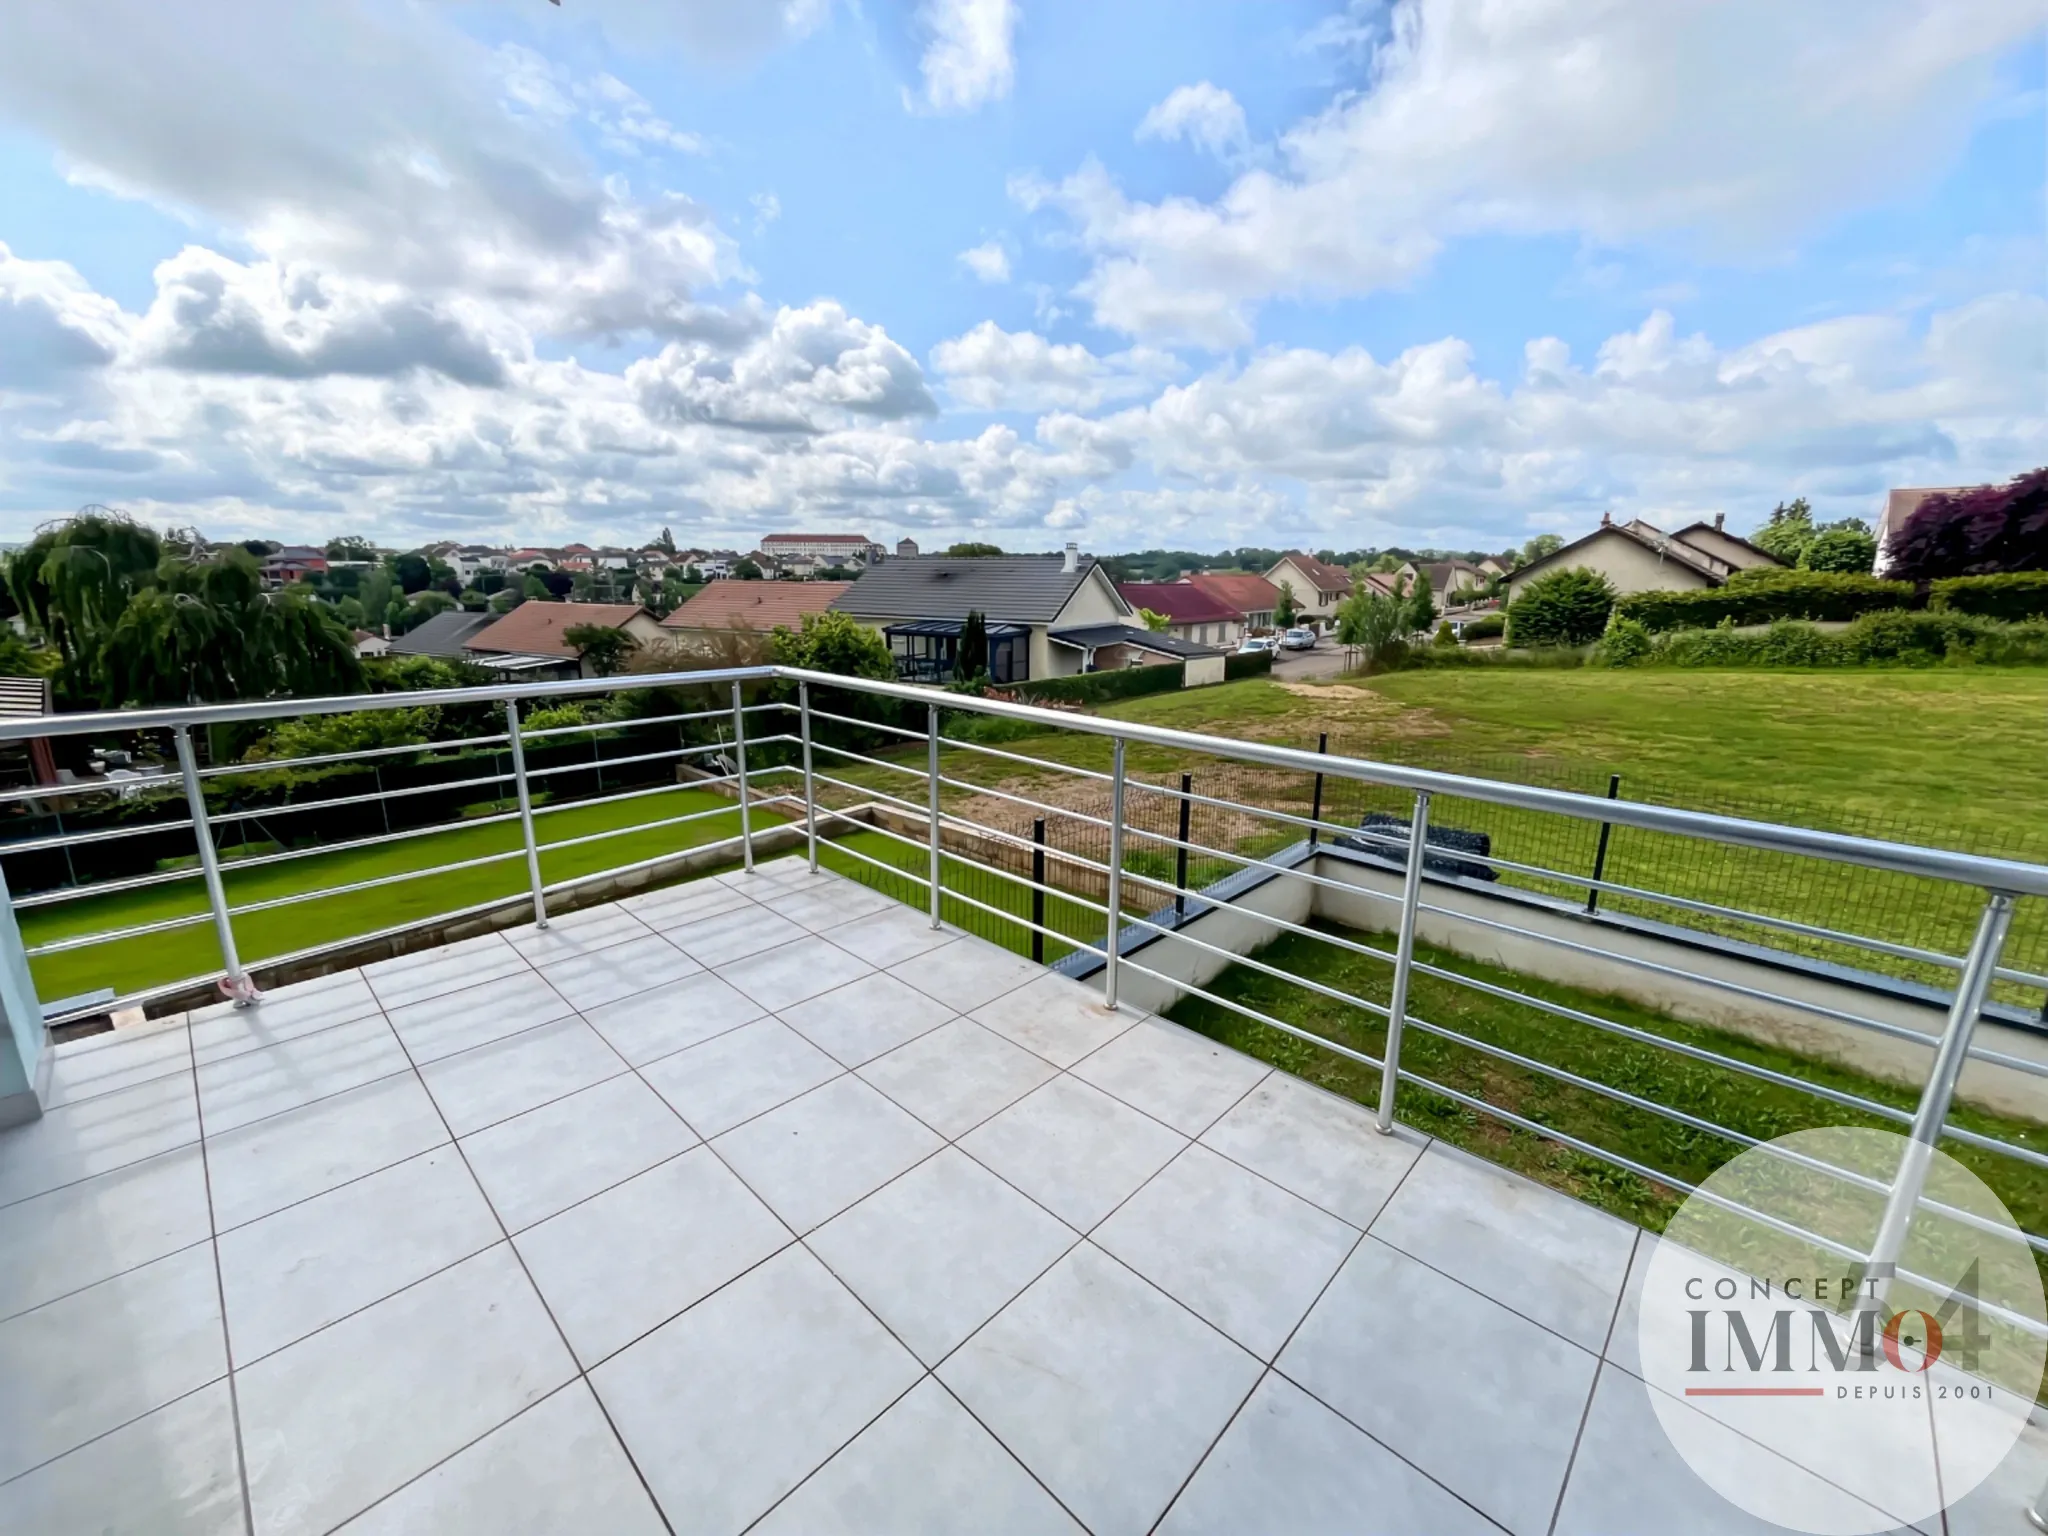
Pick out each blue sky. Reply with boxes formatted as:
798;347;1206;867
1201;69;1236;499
0;1;2040;554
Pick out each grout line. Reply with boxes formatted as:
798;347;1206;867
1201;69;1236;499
1544;1229;1639;1536
0;1374;236;1494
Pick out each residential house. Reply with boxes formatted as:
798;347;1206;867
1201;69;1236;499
353;629;391;659
895;537;920;558
1037;624;1224;675
465;601;669;678
1263;553;1354;629
761;532;886;568
1873;485;1977;578
507;549;556;572
446;547;508;583
661;581;851;653
1181;572;1281;634
1502;513;1785;605
830;543;1131;683
1420;560;1491;608
1116;581;1248;649
388;610;498;660
1477;556;1510;579
260;545;327;587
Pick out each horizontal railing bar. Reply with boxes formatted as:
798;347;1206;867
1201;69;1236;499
2;817;195;855
23;908;214;956
13;862;207;909
801;705;929;745
942;735;1114;783
808;768;934;823
809;740;930;781
1119;907;1393;1021
200;729;513;778
208;769;515;827
226;846;530;917
528;802;741;857
526;776;726;821
523;739;730;782
0;770;184;806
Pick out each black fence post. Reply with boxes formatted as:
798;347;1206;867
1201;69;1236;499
1308;732;1328;848
1585;773;1621;915
1031;817;1046;964
1175;773;1192;918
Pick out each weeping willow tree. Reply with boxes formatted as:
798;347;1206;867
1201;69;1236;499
7;508;164;696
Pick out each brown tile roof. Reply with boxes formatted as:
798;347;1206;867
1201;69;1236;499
466;602;652;659
1116;582;1242;625
662;581;852;632
1270;553;1353;592
1183;572;1281;616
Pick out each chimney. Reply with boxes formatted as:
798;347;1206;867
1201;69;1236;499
1600;511;1611;527
1062;541;1078;574
1713;512;1725;531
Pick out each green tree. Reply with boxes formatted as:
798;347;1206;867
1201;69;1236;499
1404;578;1436;635
958;610;989;680
1519;533;1564;565
489;589;520;614
325;535;379;561
1799;525;1878;574
391;551;434;593
1434;620;1458;648
1334;580;1411;667
1752;498;1816;564
769;610;895;680
733;560;764;581
359;564;395;620
1274;581;1298;628
562;622;639;677
1137;607;1171;632
1504;568;1616;647
397;591;455;631
7;508;163;687
1370;553;1405;574
334;596;367;628
657;526;677;555
945;542;1004;557
522;572;550;600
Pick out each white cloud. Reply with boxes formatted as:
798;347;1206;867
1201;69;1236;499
0;243;129;390
931;321;1180;411
914;0;1019;114
958;241;1012;283
1136;83;1248;158
1026;0;2041;342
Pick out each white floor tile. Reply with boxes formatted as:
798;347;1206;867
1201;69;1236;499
1157;1372;1497;1536
0;1245;227;1484
1094;1144;1359;1360
237;1244;575;1536
618;876;756;930
775;881;901;932
777;970;957;1067
807;1148;1076;1365
417;1017;626;1137
1199;1072;1423;1229
1279;1236;1597;1536
195;1015;409;1135
754;1377;1084;1535
664;904;811;967
42;1023;192;1109
203;1073;449;1232
857;1019;1057;1139
461;1073;696;1232
502;904;653;965
188;972;382;1065
542;933;703;1011
0;1144;211;1321
0;1071;199;1207
515;1148;789;1366
813;903;959;968
960;1076;1186;1231
579;971;767;1066
712;1075;942;1234
382;971;574;1065
1369;1141;1635;1350
362;935;528;1010
0;1380;245;1536
1071;1017;1269;1135
217;1147;502;1366
888;935;1046;1015
639;1018;841;1138
939;1243;1262;1536
720;935;875;1013
969;972;1135;1068
335;1382;667;1536
592;1245;922;1536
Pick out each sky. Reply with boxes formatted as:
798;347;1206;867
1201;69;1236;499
0;0;2041;556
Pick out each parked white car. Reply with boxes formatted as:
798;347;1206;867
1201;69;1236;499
1237;635;1275;654
1280;627;1318;650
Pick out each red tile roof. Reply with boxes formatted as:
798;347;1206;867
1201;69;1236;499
466;602;651;659
662;581;852;632
1116;582;1243;625
1183;572;1281;616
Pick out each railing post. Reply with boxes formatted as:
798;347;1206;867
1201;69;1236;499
1104;739;1127;1010
799;681;818;873
1858;890;2015;1318
1585;772;1621;915
172;725;256;1004
501;701;549;928
1031;817;1046;964
1375;790;1432;1134
1174;772;1192;919
926;704;942;927
731;680;754;874
1308;732;1327;848
2028;1471;2048;1534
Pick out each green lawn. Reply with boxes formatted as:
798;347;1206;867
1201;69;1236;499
25;785;785;1000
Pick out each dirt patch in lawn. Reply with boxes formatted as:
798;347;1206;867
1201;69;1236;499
1272;680;1455;742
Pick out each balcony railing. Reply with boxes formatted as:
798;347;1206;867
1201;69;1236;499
1;664;2045;1357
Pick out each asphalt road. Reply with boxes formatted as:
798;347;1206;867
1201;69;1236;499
1268;641;1352;679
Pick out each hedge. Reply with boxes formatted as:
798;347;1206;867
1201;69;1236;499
1504;568;1615;647
1930;572;2048;622
1613;571;1914;632
1011;660;1184;706
1224;650;1275;681
1460;613;1504;641
1594;611;2048;669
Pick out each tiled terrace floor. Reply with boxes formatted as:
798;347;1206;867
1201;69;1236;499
1;857;2041;1534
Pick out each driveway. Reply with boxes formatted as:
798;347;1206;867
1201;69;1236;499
1269;642;1350;680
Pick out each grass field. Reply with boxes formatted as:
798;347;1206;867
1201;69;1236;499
24;785;785;1001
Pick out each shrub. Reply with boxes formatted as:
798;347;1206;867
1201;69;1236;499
1011;661;1183;705
1505;569;1615;647
1224;649;1275;681
1592;616;1653;667
1888;467;2048;578
1798;526;1877;574
1433;621;1457;648
1930;572;2048;622
1613;570;1913;632
1461;613;1504;641
1612;611;2048;669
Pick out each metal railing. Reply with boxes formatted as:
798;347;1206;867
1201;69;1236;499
2;664;2045;1342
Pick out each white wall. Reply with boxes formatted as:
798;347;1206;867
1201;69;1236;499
1183;655;1226;687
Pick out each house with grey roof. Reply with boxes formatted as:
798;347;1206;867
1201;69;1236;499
827;543;1134;683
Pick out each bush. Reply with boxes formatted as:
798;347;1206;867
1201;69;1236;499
1397;645;1588;671
1505;568;1616;647
1433;621;1457;648
1930;572;2048;622
1888;467;2048;578
1613;570;1913;632
1611;611;2048;669
1461;613;1504;641
1592;616;1653;667
1798;526;1877;574
1011;661;1183;706
1225;649;1275;681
